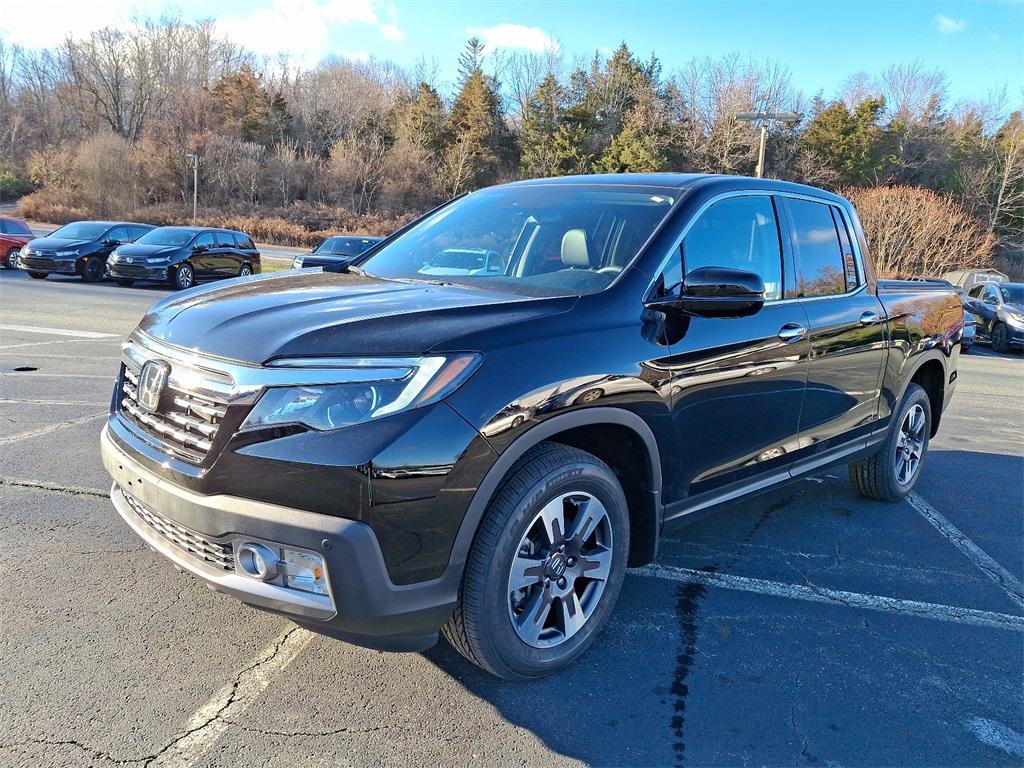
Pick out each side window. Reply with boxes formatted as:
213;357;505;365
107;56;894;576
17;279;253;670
193;232;216;249
235;233;255;250
788;198;847;297
129;227;150;242
968;285;985;299
215;231;236;248
831;208;860;289
982;285;999;305
106;227;129;243
673;196;783;301
0;221;9;234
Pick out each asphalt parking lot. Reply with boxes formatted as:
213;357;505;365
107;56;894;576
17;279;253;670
1;267;1022;767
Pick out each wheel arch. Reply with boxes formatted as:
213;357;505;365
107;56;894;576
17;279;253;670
900;353;947;437
449;408;664;575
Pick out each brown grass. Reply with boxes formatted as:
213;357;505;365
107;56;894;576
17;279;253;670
16;190;417;248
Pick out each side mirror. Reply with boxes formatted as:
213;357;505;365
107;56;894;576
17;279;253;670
647;266;765;318
192;244;207;253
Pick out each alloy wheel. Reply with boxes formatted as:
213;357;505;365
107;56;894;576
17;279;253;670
177;264;194;289
239;264;252;276
507;492;613;648
895;403;926;486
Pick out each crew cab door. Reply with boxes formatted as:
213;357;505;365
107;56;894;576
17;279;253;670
656;193;810;509
780;196;887;459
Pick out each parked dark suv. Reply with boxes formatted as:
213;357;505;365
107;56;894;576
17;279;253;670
963;281;1024;352
101;174;961;679
19;221;153;282
292;235;383;272
108;226;261;290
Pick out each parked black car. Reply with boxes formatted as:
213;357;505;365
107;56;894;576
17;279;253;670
101;174;962;679
19;221;154;282
107;226;261;290
963;281;1024;352
292;235;383;272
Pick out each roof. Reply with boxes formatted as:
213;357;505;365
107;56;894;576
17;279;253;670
499;172;849;205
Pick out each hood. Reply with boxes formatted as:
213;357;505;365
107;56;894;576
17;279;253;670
27;237;91;252
138;271;573;364
116;243;183;258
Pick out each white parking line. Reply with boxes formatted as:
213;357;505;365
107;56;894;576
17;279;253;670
155;628;313;767
0;412;106;446
0;399;109;406
0;372;113;379
0;337;120;351
633;563;1024;632
0;323;117;337
906;492;1024;611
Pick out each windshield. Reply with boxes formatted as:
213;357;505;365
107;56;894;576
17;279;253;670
314;237;347;254
358;184;676;297
50;222;109;240
1000;284;1024;304
137;228;196;246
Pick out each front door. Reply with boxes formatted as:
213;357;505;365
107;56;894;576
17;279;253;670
190;232;217;275
780;196;887;457
657;193;810;512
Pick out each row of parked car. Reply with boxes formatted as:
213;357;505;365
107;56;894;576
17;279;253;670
0;216;385;291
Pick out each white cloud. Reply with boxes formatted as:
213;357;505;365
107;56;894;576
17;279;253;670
0;0;156;49
468;23;560;54
380;2;405;43
934;14;967;34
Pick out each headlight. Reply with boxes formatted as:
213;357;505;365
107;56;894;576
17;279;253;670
1007;312;1024;326
55;250;77;257
292;256;304;269
21;247;32;257
240;354;481;432
145;256;169;264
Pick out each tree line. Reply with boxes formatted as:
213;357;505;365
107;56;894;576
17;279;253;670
0;19;1020;275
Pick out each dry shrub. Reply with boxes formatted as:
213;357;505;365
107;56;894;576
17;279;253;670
15;188;90;224
843;186;997;278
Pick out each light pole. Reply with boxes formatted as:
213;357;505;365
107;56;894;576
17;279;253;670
186;153;198;224
736;111;801;178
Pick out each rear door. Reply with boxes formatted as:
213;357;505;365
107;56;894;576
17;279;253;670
213;231;239;275
781;195;887;459
657;193;811;508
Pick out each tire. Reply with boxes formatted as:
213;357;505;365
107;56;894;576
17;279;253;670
443;442;629;680
4;248;18;269
238;263;253;277
992;323;1010;354
27;271;47;280
173;262;195;290
114;278;135;287
849;382;931;501
80;255;105;282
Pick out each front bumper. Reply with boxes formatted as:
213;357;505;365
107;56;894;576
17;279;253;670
101;425;458;650
108;262;169;281
19;256;77;274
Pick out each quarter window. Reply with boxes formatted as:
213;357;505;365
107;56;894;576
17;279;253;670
670;196;783;301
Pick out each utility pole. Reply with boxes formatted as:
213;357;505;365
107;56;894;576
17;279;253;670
736;112;801;178
186;153;198;224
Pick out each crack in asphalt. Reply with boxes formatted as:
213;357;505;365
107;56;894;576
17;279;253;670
0;477;110;498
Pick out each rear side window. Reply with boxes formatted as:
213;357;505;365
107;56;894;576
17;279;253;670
2;219;31;235
678;195;783;301
234;233;256;250
787;198;847;297
214;231;235;247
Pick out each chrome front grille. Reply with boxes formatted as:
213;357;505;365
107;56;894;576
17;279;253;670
123;491;234;571
118;354;230;464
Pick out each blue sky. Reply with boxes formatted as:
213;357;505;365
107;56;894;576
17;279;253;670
2;0;1021;103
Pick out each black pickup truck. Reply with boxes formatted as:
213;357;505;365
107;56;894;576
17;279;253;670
101;174;962;679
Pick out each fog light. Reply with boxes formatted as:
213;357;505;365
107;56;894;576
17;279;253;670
237;543;279;581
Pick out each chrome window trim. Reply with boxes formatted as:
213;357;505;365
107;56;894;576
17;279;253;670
645;188;871;305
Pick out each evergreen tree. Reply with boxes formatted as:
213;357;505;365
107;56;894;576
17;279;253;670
802;97;887;185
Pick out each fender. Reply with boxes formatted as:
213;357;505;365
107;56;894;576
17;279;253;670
443;407;664;576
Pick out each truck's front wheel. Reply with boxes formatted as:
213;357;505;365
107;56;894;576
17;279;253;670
849;383;931;501
443;443;629;680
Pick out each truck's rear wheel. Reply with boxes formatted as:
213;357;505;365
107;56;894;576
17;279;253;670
849;383;931;501
443;443;629;680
